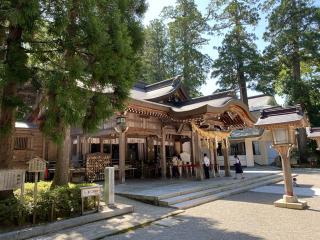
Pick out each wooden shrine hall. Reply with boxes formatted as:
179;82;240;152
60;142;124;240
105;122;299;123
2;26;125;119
71;76;256;183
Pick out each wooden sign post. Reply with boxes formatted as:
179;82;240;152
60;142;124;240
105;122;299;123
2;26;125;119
0;169;25;202
80;186;101;215
27;157;47;224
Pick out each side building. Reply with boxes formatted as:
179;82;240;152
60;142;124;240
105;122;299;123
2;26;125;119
217;95;279;167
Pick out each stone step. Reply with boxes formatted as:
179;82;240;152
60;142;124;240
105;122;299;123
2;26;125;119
156;173;279;201
170;175;283;209
159;174;282;206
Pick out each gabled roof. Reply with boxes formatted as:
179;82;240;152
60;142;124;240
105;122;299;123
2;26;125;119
130;75;188;102
248;94;278;112
128;89;256;128
307;127;320;139
255;105;309;128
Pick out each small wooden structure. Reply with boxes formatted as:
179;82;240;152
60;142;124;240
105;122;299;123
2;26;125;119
71;76;257;182
13;122;45;169
307;127;320;150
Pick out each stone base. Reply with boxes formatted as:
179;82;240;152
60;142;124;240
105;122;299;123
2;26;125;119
274;195;308;210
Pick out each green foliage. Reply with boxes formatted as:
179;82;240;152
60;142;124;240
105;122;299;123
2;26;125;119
212;28;262;92
262;0;320;124
139;19;171;83
209;0;262;105
162;0;212;96
30;0;147;143
0;181;96;226
0;0;41;136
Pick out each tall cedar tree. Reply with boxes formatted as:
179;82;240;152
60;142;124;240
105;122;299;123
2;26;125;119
140;19;170;83
0;0;41;200
30;0;146;188
209;0;262;106
162;0;212;97
263;0;320;124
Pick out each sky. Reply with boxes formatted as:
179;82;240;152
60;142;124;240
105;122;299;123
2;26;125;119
143;0;285;105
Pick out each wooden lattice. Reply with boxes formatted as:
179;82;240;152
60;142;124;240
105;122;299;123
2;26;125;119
85;153;111;182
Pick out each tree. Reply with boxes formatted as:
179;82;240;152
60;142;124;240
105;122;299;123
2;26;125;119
263;0;320;122
208;0;262;106
162;0;212;96
263;0;320;161
30;0;146;188
0;0;41;200
140;19;170;83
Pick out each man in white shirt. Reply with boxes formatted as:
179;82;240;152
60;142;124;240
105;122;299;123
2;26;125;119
203;153;210;179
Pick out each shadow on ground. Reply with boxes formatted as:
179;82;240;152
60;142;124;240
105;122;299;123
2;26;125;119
106;214;263;240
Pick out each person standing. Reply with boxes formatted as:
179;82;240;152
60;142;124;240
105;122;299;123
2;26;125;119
203;153;210;179
233;155;244;179
172;154;179;178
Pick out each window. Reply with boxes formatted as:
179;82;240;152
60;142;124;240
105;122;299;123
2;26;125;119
230;142;246;155
252;141;261;155
103;144;111;154
14;137;28;150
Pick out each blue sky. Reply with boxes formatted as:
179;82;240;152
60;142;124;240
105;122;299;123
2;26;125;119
143;0;285;105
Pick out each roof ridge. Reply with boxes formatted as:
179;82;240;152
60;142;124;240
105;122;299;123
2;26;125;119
180;90;236;106
144;75;182;91
260;105;303;118
248;94;271;99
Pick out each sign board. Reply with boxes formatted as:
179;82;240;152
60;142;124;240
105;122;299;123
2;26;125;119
80;186;101;198
0;169;25;191
27;157;47;173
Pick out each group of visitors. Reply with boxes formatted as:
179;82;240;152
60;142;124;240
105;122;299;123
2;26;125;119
171;153;244;179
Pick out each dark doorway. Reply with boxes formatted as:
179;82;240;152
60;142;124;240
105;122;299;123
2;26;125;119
90;143;100;153
127;143;138;165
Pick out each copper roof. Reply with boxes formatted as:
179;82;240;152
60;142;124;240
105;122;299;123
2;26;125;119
130;75;188;101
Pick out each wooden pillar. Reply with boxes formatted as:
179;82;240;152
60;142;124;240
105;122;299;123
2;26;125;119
119;132;126;183
275;145;294;196
100;137;103;153
222;138;231;177
161;128;167;179
213;138;218;175
76;136;80;160
196;133;204;180
191;130;196;177
209;139;215;177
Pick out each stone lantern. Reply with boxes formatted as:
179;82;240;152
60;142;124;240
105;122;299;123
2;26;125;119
115;114;128;183
255;105;309;209
115;115;127;132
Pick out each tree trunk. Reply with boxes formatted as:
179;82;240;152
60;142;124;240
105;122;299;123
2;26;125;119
51;125;71;188
0;25;23;200
0;82;16;200
238;63;249;106
235;14;248;106
51;0;78;188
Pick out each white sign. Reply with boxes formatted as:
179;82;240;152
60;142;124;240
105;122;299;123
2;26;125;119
27;157;47;173
80;186;101;198
0;169;25;191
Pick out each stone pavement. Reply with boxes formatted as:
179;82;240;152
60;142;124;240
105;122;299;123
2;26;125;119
114;168;281;201
105;172;320;240
30;196;182;240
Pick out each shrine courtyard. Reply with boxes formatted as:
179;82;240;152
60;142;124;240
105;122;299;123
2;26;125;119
106;170;320;240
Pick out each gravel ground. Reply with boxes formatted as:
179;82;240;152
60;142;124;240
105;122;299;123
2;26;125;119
106;172;320;240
